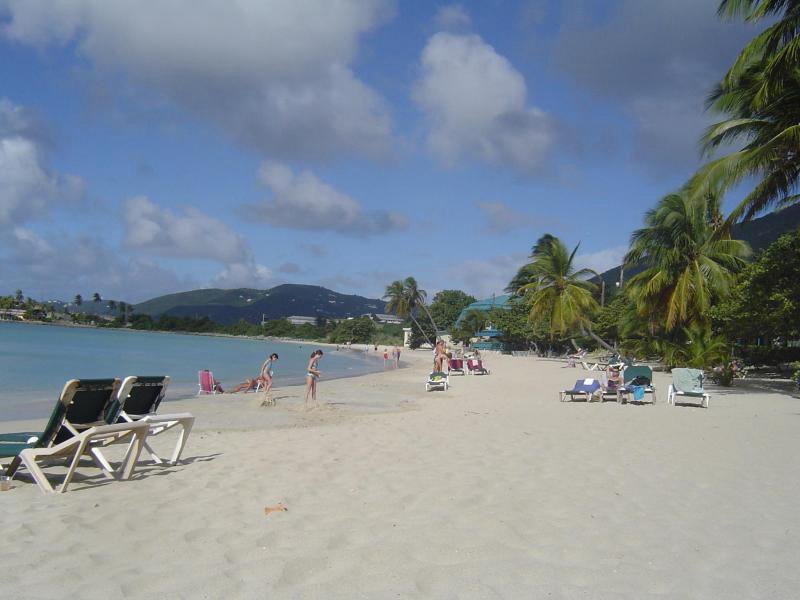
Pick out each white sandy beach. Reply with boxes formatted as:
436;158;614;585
1;353;798;599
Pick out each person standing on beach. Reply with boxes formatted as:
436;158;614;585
304;349;323;409
383;349;389;368
394;346;401;367
259;353;279;402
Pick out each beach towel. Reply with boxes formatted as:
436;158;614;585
631;385;645;401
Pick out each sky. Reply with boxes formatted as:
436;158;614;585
0;1;763;303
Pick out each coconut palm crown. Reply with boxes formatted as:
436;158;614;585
516;234;599;339
624;188;751;333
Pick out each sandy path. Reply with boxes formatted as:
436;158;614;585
1;353;798;599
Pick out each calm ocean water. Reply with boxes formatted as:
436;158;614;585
0;321;385;421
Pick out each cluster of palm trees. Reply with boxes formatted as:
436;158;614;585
383;277;439;346
502;1;798;364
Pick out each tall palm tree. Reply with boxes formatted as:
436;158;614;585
74;294;83;307
691;1;800;221
383;280;431;346
118;301;127;324
403;277;439;337
517;234;608;347
108;300;117;312
14;289;23;304
625;188;751;333
93;292;102;304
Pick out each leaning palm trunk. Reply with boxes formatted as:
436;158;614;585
419;302;439;340
409;311;433;347
581;325;615;353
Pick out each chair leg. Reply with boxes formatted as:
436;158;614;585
19;452;55;494
5;455;21;477
89;448;118;480
168;418;195;464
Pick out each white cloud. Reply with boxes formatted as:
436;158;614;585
0;0;394;161
413;33;554;172
122;195;273;288
574;245;626;275
475;201;539;234
123;196;251;263
444;253;528;299
0;98;83;226
434;4;471;29
1;227;195;302
247;161;408;236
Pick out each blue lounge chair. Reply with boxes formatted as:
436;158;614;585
560;378;602;402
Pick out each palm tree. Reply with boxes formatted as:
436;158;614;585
690;1;800;221
383;280;432;346
516;234;609;348
74;294;83;307
108;299;117;312
14;289;23;305
625;188;751;333
93;292;102;304
403;277;439;337
118;301;127;324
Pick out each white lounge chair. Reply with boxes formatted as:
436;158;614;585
426;371;449;392
667;368;711;408
117;376;195;465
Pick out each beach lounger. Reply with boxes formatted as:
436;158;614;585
559;378;602;402
467;358;489;375
426;371;449;392
667;368;711;408
448;358;465;375
117;376;195;465
0;379;149;493
198;369;218;395
619;365;657;404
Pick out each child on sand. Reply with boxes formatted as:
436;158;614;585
304;349;323;409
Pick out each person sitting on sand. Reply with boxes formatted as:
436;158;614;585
229;378;258;393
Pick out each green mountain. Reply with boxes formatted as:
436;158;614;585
134;284;386;325
596;203;800;287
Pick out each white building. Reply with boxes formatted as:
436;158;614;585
287;315;318;325
369;313;404;324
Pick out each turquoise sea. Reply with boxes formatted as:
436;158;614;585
0;321;385;420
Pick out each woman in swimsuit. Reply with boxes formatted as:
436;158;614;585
304;349;323;409
259;353;279;397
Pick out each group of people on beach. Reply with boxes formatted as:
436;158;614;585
227;349;325;410
383;347;401;368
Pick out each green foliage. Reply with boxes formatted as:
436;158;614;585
517;234;599;339
625;187;750;332
450;309;486;345
408;318;435;349
661;326;731;370
689;2;800;221
329;316;377;344
593;294;630;342
711;229;800;343
428;289;476;331
486;302;544;348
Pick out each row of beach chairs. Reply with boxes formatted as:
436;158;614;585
0;376;193;494
560;367;711;408
426;358;491;392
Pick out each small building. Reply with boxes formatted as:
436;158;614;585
287;315;318;326
370;313;404;325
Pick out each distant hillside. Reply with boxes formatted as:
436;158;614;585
134;284;385;325
596;203;800;287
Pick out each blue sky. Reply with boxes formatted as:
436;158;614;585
0;1;761;302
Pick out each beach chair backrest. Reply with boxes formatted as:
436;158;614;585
125;376;170;416
198;370;214;392
35;380;80;449
623;366;652;386
53;378;120;444
672;368;705;393
103;376;137;424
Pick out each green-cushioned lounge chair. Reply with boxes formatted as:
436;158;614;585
619;365;656;404
426;371;449;392
667;368;710;408
117;376;195;465
0;379;149;493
